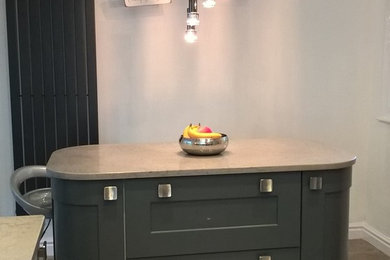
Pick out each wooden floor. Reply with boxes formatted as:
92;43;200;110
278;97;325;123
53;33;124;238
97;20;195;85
349;239;390;260
44;239;389;260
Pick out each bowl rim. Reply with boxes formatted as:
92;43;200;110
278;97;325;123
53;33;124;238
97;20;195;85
179;133;228;142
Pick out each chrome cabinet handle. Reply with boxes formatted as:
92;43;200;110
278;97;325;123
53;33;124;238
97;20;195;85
104;186;118;201
310;176;323;190
259;256;271;260
158;184;172;198
260;179;273;193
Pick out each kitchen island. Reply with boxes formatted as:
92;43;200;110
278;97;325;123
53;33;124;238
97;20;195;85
47;138;356;260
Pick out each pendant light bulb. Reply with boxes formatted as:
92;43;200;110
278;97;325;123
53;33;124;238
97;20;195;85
187;12;200;26
202;0;216;8
185;0;199;43
184;27;198;43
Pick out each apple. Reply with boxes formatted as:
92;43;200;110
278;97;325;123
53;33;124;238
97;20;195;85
198;126;213;133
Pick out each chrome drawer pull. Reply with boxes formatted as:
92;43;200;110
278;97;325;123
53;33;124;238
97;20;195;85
310;176;323;190
259;256;271;260
104;186;118;201
260;179;273;193
158;184;172;198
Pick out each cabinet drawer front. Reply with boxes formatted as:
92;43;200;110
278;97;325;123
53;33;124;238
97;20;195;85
125;173;300;258
129;247;300;260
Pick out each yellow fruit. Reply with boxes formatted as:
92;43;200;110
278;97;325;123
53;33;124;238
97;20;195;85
182;125;191;138
187;124;222;139
182;124;199;138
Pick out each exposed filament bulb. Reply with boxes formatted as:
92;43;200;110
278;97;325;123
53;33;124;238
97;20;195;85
184;26;198;43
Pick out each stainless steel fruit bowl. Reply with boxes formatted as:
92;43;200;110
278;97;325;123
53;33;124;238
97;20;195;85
179;134;229;155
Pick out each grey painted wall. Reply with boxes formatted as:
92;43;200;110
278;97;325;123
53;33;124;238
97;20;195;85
95;0;390;238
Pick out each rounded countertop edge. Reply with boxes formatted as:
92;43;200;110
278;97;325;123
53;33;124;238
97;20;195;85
47;158;356;181
46;138;357;181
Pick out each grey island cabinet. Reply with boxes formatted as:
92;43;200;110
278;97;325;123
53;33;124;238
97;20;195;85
46;138;356;260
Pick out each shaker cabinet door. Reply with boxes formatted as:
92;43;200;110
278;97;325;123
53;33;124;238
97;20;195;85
125;173;301;259
301;168;352;260
52;179;125;260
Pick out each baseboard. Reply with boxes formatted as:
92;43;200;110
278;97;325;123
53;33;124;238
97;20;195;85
349;221;390;256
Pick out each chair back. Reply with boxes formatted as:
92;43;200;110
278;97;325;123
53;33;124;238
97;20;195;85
10;166;52;218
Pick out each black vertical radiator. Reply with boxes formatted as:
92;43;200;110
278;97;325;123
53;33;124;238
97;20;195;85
5;0;99;215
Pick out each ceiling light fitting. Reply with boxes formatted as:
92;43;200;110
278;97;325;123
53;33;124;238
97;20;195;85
124;0;215;43
202;0;216;8
187;12;200;26
185;0;199;43
185;0;216;43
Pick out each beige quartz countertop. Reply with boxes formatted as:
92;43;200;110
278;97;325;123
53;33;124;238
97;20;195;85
0;215;44;260
47;138;356;180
